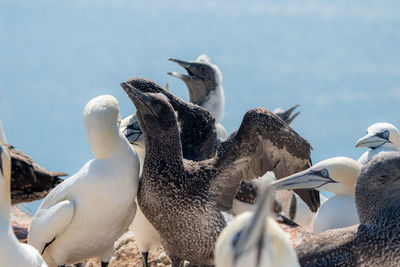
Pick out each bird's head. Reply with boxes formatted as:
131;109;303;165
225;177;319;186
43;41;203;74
355;123;400;150
167;56;222;105
120;82;179;140
271;157;361;196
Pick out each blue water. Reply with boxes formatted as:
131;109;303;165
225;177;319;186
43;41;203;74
0;0;399;212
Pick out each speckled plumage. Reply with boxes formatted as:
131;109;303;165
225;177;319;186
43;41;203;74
2;143;66;204
121;81;316;265
127;77;216;161
126;77;320;213
296;152;400;267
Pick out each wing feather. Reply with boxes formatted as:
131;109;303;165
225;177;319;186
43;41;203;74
210;108;319;212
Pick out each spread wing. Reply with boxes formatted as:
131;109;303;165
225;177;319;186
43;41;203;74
208;108;319;212
2;143;67;204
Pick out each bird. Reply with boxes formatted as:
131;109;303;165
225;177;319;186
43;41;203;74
271;157;362;234
28;95;140;267
120;80;317;266
124;77;320;212
0;145;48;267
355;122;400;165
215;185;299;267
167;55;301;126
167;56;308;222
295;152;400;266
0;121;66;204
120;114;283;266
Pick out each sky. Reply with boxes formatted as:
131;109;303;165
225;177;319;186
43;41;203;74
0;0;399;211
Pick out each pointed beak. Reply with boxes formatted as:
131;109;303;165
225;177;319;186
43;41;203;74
277;104;300;125
355;133;387;148
271;170;336;191
166;71;194;81
120;82;153;110
233;186;274;263
168;58;192;69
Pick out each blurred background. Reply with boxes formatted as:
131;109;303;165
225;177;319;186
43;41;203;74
0;0;399;211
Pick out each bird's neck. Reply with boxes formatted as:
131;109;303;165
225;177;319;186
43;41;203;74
144;130;184;169
199;86;225;123
0;201;11;233
0;121;7;144
87;123;127;159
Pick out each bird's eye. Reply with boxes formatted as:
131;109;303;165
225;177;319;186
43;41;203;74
383;131;390;139
320;169;329;178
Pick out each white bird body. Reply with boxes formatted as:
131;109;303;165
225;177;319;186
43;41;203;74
313;195;357;234
28;95;139;266
0;145;47;267
356;123;400;165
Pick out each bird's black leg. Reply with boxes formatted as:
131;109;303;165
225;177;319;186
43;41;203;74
101;261;109;267
141;251;149;267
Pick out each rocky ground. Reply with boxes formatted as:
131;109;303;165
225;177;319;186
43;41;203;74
13;207;312;267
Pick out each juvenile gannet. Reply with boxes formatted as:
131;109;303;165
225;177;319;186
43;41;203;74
215;186;299;267
355;122;400;165
28;95;140;267
125;77;320;213
0;145;48;267
121;81;316;266
296;152;400;266
271;157;361;234
0;121;66;204
167;55;228;140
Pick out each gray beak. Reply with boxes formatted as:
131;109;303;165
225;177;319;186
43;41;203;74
355;133;388;148
120;82;153;110
270;170;335;191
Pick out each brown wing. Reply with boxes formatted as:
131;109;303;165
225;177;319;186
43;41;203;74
209;108;320;212
2;143;67;204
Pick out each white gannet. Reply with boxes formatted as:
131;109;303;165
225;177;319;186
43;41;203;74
355;122;400;165
215;186;299;267
271;157;361;234
0;121;66;204
296;152;400;266
0;145;48;267
28;95;140;267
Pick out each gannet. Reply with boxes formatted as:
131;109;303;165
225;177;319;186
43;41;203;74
355;122;400;165
121;81;316;266
0;145;48;267
167;56;301;126
296;152;400;266
215;186;299;267
271;157;362;234
125;77;320;213
0;121;66;204
28;95;140;267
167;55;228;140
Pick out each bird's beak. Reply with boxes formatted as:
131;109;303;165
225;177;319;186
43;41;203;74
168;58;201;82
166;71;194;81
233;186;274;264
355;133;387;148
120;82;153;111
270;170;336;191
